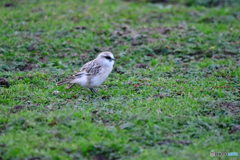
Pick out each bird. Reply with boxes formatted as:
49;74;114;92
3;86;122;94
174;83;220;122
56;51;115;93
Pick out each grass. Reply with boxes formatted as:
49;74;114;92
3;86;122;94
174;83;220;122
0;0;239;159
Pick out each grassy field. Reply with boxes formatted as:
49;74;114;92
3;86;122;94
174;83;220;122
0;0;239;159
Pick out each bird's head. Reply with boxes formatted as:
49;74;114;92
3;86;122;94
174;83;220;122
97;51;115;61
97;51;115;66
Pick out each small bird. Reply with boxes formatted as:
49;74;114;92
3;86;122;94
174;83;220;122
56;51;115;93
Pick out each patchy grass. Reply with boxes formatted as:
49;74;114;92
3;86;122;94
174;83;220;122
0;0;239;159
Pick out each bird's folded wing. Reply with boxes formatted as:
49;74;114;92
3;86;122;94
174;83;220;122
79;60;102;76
56;60;102;85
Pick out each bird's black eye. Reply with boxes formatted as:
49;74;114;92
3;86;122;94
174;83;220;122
104;56;112;60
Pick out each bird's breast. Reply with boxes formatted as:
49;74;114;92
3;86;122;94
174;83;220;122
90;66;113;87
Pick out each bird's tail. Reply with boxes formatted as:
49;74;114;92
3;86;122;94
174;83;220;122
56;73;81;86
56;79;72;86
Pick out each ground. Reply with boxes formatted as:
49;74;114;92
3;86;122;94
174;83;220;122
0;0;239;159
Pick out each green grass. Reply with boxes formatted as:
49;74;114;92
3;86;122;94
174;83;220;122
0;0;239;159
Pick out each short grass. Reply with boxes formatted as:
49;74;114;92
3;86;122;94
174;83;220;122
0;0;239;159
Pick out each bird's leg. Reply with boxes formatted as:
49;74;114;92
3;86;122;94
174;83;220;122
89;88;97;94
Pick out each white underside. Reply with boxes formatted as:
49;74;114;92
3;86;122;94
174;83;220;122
71;76;88;87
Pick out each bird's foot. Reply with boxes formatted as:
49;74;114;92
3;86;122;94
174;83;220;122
89;88;97;94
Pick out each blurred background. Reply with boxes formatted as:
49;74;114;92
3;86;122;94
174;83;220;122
124;0;239;7
0;0;239;160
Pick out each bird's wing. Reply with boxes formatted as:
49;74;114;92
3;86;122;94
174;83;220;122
79;60;102;76
56;60;101;86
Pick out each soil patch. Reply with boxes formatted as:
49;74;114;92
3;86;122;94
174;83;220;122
229;124;240;134
0;78;10;88
10;105;26;113
218;101;240;115
4;3;15;7
16;63;36;71
158;139;192;145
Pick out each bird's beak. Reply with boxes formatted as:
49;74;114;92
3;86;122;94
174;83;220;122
112;58;115;61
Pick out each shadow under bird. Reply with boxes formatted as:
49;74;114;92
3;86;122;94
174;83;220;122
56;51;115;93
